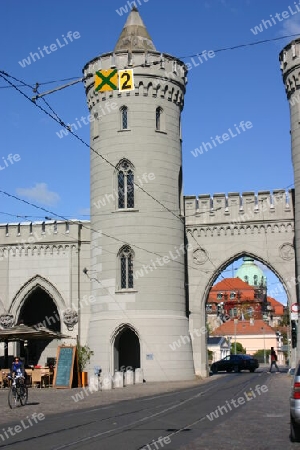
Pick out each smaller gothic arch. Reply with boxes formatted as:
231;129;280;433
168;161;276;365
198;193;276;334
111;323;141;372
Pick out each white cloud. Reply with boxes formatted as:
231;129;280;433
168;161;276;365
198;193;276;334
16;183;60;206
280;16;300;36
77;207;90;216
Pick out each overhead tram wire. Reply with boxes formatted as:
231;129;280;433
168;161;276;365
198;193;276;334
1;26;296;289
0;187;214;279
1;30;300;89
3;69;294;226
0;71;182;224
0;72;293;288
0;72;216;277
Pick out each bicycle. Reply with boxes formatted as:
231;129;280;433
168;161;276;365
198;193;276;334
7;375;28;409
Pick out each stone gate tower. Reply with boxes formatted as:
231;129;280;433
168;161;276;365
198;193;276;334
279;39;300;360
83;8;195;381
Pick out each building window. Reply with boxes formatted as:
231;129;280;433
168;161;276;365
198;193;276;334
120;106;128;130
244;275;249;283
119;245;134;289
230;307;238;317
206;304;212;312
247;307;253;317
230;292;235;299
117;159;134;209
217;293;223;300
254;275;258;286
156;107;163;131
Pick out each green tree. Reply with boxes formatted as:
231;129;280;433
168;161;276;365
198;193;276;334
253;349;271;363
230;342;246;354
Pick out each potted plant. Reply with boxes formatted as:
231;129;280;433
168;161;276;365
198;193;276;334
77;344;94;387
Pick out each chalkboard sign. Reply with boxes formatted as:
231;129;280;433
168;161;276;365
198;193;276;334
53;346;76;389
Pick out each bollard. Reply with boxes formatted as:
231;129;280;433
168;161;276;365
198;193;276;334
135;368;144;384
125;369;134;385
101;373;113;390
113;371;124;388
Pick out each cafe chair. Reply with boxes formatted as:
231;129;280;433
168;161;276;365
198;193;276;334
31;369;42;388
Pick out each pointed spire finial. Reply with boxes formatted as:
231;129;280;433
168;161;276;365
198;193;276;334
114;8;156;52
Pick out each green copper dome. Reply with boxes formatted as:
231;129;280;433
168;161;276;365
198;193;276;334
235;257;267;287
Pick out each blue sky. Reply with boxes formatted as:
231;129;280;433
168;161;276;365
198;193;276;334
1;0;297;303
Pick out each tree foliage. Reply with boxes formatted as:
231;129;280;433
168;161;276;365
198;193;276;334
230;342;246;354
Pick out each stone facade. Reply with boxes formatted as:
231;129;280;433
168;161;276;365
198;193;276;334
279;40;300;363
0;12;297;380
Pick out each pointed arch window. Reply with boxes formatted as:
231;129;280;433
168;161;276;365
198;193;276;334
253;275;258;286
120;106;128;130
119;245;134;289
117;160;134;209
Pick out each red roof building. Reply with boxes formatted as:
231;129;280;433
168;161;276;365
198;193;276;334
207;277;270;321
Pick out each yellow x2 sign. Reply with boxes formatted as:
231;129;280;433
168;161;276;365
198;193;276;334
94;69;135;93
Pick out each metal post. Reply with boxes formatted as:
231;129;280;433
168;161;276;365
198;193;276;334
234;319;238;354
263;327;266;364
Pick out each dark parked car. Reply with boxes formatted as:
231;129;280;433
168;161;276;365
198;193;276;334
290;362;300;441
210;354;259;374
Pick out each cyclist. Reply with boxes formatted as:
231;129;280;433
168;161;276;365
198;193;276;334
8;356;28;408
11;356;25;380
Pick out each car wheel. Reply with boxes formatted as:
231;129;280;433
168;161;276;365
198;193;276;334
226;369;232;373
249;369;255;373
290;416;300;442
233;365;240;373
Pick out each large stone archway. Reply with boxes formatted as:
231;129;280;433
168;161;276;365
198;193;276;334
184;189;295;376
9;275;67;366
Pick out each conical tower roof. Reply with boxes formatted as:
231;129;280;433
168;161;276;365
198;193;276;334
114;6;156;52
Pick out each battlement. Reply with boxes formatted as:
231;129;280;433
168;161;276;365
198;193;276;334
83;50;187;110
0;220;90;245
184;189;293;225
279;39;300;98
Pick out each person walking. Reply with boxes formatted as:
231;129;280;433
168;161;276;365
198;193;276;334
269;347;280;373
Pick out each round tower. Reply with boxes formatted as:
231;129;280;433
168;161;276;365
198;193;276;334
279;39;300;362
83;8;195;381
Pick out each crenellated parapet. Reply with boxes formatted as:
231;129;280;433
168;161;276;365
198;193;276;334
279;39;300;99
185;189;294;226
0;244;77;259
83;50;187;110
0;220;90;246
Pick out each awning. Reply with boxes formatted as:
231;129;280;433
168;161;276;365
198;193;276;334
0;323;73;341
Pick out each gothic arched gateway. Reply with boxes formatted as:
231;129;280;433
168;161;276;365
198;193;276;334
18;286;61;365
185;189;296;376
